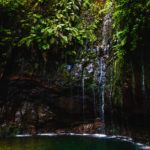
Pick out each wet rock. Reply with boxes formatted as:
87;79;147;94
0;78;96;134
72;119;104;133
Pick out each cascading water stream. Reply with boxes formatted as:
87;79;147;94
92;86;96;118
140;54;148;111
71;5;112;125
141;56;146;97
99;13;112;123
82;70;85;121
99;57;106;122
131;63;137;108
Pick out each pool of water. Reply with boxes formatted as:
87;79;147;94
0;135;149;150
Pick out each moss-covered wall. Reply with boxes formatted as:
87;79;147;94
105;0;150;118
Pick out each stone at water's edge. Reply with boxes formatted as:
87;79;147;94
0;78;95;135
71;119;104;134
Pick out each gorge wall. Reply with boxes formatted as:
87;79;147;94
0;0;150;135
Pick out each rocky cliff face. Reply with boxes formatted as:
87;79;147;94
105;31;150;122
0;1;150;136
0;77;96;135
122;48;150;116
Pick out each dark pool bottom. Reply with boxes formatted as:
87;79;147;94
0;135;148;150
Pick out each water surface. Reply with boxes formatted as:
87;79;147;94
0;135;142;150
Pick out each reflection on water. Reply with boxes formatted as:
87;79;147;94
0;136;141;150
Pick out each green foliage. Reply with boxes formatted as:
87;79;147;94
112;56;124;105
107;0;150;105
17;0;98;51
0;0;103;77
113;0;150;55
0;123;20;137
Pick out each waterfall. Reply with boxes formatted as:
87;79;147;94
92;86;96;118
140;52;147;104
141;59;145;96
140;54;149;113
99;57;106;122
99;13;112;122
82;70;85;121
131;63;136;103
